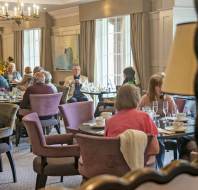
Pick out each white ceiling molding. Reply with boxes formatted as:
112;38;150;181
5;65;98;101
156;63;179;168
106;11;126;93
49;6;79;19
0;0;100;5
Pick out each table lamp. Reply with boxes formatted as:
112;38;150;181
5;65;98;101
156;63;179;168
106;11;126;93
162;22;197;96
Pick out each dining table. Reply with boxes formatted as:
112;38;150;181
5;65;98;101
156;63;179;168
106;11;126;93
78;117;195;139
80;88;117;102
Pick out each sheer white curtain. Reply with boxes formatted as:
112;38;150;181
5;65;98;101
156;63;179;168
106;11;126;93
23;29;41;69
95;15;132;87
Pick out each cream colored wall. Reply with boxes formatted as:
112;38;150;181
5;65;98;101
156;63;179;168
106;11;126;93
149;10;173;74
2;26;14;62
0;0;196;84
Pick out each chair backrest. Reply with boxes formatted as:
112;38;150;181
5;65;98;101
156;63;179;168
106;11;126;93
59;101;94;132
22;112;46;155
174;98;186;113
75;133;130;178
78;160;198;190
0;103;19;138
30;92;62;117
56;86;70;104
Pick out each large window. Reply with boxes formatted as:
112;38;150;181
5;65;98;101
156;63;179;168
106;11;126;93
95;15;132;87
23;28;41;70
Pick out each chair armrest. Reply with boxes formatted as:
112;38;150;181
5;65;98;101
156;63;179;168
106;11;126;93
145;136;159;156
0;127;12;139
45;133;74;145
37;144;80;158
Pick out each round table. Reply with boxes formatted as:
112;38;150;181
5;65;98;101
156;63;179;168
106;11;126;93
79;119;195;139
81;89;116;102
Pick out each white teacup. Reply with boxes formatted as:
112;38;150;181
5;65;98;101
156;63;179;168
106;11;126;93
100;112;112;119
176;113;186;121
95;117;105;126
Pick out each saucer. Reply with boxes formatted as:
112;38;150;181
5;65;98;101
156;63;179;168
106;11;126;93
175;117;188;122
91;123;105;128
165;126;186;133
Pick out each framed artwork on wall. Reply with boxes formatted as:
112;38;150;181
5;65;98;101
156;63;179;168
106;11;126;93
54;34;80;71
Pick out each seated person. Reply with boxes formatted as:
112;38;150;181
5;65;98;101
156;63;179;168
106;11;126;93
17;66;33;91
20;72;55;109
4;62;22;83
94;66;137;117
64;64;88;103
183;99;196;117
139;74;177;116
0;75;9;90
33;66;44;75
139;74;177;168
122;66;136;85
43;71;57;93
105;84;159;165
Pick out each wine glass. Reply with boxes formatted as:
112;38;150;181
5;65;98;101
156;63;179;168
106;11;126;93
152;101;158;123
163;101;169;125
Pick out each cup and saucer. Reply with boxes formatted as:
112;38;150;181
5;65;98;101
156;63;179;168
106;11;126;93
175;113;188;122
165;121;186;133
93;117;105;128
100;112;112;120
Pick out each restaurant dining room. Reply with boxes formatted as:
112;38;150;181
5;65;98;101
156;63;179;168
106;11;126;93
0;0;198;190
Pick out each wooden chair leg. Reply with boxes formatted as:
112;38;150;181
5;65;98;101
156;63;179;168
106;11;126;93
60;176;63;182
54;124;61;134
173;148;178;160
35;174;47;190
6;151;17;183
0;154;3;172
15;124;21;146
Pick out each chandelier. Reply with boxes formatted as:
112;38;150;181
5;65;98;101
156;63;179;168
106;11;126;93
0;0;40;25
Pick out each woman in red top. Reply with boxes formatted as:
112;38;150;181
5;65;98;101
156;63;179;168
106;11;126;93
105;84;158;137
105;84;159;161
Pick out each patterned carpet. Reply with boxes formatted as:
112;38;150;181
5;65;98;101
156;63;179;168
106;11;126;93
0;135;82;190
0;125;173;190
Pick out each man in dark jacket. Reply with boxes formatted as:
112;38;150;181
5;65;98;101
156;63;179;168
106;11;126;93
20;72;54;109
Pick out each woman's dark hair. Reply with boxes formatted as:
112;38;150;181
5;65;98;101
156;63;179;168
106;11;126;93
7;56;14;62
123;67;136;85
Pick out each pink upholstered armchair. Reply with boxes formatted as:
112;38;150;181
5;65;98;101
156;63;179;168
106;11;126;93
76;133;130;179
59;101;94;133
22;112;80;190
30;92;63;134
75;133;157;180
16;93;63;146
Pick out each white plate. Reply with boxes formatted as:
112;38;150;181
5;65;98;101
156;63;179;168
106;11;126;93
165;126;186;132
91;123;105;129
175;118;188;122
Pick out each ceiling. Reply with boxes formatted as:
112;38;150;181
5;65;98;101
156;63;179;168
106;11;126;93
0;0;100;11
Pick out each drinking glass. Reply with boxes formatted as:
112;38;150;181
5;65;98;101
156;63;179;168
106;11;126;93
163;101;169;125
152;101;158;115
152;101;158;124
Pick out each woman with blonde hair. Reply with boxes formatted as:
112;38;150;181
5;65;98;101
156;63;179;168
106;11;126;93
139;74;177;116
4;62;22;83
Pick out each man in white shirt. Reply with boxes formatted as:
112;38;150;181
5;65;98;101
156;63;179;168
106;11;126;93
64;65;88;103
